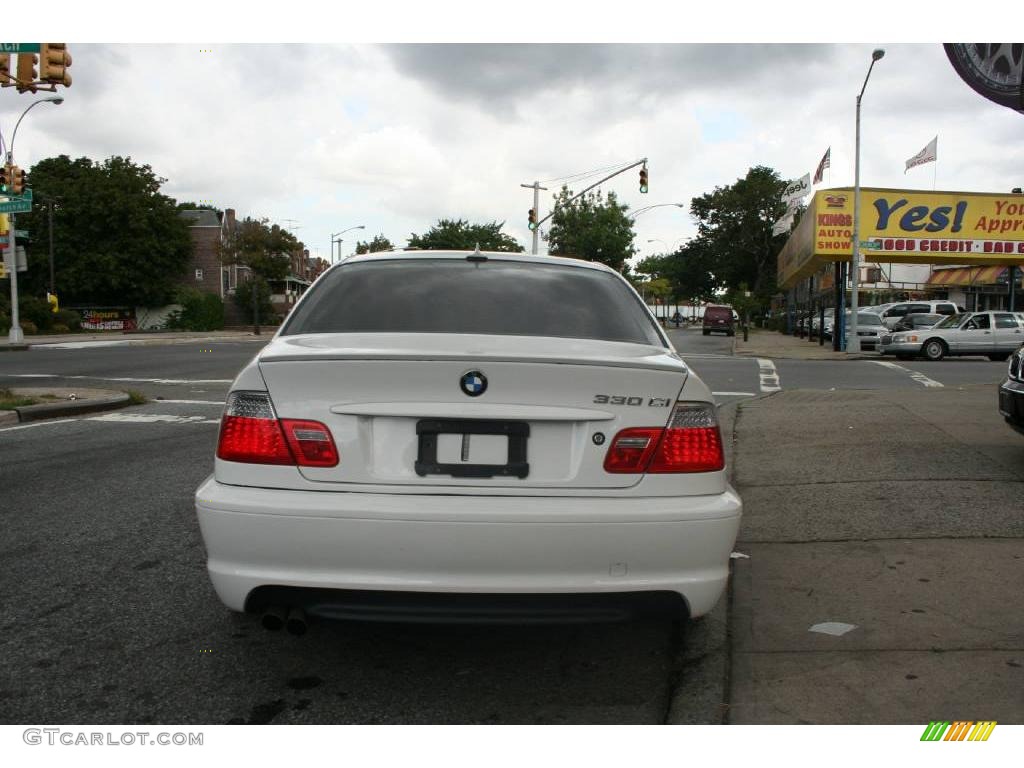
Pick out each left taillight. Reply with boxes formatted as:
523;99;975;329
216;391;338;467
603;402;724;474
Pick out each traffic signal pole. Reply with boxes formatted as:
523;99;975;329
6;210;23;343
520;181;547;255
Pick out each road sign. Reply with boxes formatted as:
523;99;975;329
0;199;31;214
859;240;881;250
1;43;41;54
14;229;27;237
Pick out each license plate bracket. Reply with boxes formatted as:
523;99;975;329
415;419;530;479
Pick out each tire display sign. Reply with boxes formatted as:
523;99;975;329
944;43;1023;113
79;308;137;331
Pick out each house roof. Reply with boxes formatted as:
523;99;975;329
179;209;221;228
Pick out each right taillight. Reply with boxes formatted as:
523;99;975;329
603;402;724;474
216;391;338;467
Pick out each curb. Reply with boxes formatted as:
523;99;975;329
0;344;31;353
11;392;133;423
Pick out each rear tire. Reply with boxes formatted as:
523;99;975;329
923;339;947;361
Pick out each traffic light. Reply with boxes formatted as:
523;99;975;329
0;164;11;194
16;53;38;93
0;54;11;86
40;43;72;86
639;166;649;194
528;208;537;230
11;166;27;195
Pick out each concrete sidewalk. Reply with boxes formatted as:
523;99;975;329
1;329;268;350
727;384;1024;723
734;327;879;361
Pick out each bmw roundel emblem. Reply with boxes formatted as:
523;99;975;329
460;370;487;397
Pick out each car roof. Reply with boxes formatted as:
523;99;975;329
335;250;618;275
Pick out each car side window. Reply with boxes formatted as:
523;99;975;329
995;313;1018;329
908;304;930;314
935;304;955;315
966;314;991;330
886;304;909;317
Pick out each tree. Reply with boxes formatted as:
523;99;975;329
355;234;394;254
688;166;790;299
406;219;523;252
545;186;636;272
218;217;298;333
17;155;192;306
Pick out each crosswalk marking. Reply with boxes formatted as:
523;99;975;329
756;358;781;392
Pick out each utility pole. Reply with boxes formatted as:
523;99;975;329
48;198;55;294
520;181;548;255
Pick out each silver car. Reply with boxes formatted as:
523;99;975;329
880;311;1024;361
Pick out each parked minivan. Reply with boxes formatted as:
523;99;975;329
703;305;736;336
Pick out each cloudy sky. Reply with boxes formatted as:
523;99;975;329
6;6;1023;268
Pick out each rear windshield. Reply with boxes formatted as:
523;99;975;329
282;258;665;346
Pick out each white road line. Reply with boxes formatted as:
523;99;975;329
756;358;781;392
5;374;233;385
713;391;758;397
871;360;944;388
0;417;83;432
87;414;220;424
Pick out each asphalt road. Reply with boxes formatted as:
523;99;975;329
0;329;1015;724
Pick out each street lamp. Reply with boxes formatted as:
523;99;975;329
630;202;685;220
6;96;63;162
3;96;63;345
647;237;687;253
847;48;884;353
330;225;365;265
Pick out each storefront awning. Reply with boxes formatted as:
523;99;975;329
926;266;1007;286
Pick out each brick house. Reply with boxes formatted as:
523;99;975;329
179;207;252;325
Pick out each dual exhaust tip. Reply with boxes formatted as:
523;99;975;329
261;606;307;636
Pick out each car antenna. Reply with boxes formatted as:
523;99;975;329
466;243;488;262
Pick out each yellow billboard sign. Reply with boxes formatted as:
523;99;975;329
778;187;1024;289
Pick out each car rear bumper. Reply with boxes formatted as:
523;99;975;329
195;477;742;621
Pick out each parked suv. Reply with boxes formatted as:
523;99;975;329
702;305;735;336
880;301;964;329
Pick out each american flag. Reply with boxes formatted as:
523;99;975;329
813;147;830;185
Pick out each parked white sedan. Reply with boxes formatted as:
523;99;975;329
195;251;742;631
880;311;1024;361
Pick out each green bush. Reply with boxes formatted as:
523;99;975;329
18;296;55;332
53;309;82;331
165;288;224;331
20;319;38;335
50;323;70;333
0;312;8;334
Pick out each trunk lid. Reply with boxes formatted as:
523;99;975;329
257;332;688;490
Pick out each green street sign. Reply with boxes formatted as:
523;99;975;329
859;240;881;250
15;229;29;237
0;199;32;214
0;43;41;53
